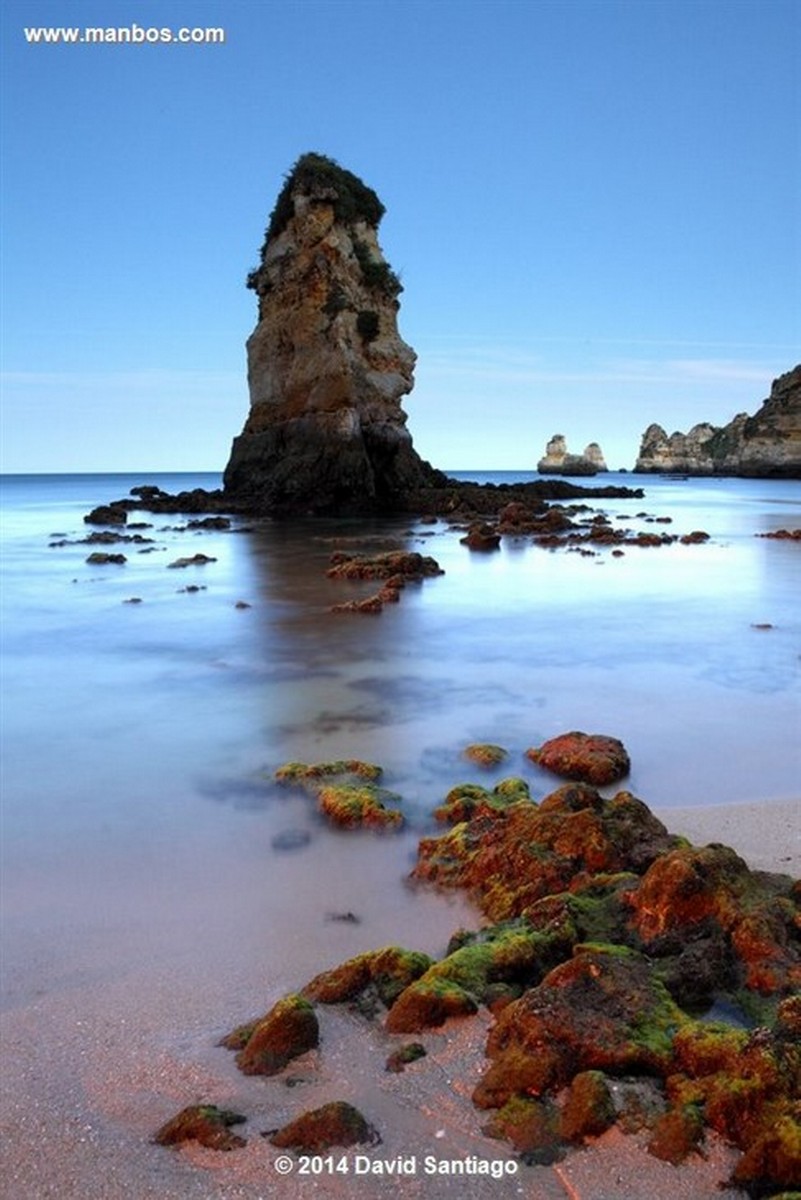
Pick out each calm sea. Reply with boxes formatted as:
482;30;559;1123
0;469;799;1196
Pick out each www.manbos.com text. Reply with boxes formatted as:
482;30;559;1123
23;24;226;46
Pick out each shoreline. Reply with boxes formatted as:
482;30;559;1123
1;792;797;1199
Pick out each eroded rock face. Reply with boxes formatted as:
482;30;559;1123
223;153;440;514
634;365;801;477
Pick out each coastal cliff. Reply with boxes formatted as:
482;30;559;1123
223;154;441;514
634;365;801;477
538;435;608;476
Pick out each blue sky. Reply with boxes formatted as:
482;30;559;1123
1;0;799;473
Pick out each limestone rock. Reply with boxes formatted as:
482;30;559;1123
582;441;608;471
634;364;801;477
537;434;607;475
538;434;569;473
223;153;440;514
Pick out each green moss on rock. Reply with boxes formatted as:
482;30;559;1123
225;994;319;1076
275;760;383;785
559;1070;616;1141
303;946;433;1008
316;783;403;830
463;744;509;768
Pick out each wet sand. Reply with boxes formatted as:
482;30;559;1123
1;797;796;1200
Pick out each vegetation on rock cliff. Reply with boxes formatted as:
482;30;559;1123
246;152;395;295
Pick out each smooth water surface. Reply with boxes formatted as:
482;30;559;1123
0;469;799;1198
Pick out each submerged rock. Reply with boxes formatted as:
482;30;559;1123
275;759;402;829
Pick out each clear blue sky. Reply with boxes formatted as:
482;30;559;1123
2;0;799;473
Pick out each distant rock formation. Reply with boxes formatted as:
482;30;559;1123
634;365;801;477
223;153;441;514
538;435;608;476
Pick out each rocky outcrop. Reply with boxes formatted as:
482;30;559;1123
223;153;441;514
537;435;608;476
634;365;801;477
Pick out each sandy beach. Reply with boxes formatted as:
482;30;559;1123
1;794;797;1200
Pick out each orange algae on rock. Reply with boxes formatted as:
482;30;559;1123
526;731;630;785
303;945;433;1007
317;783;404;830
222;993;319;1076
274;759;403;829
275;759;383;784
164;738;798;1194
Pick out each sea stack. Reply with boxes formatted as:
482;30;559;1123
537;435;607;476
634;365;801;477
223;153;439;514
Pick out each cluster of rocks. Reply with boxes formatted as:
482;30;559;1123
451;498;710;557
274;759;403;830
326;548;444;614
537;434;608;476
756;529;801;541
634;365;801;477
155;732;800;1194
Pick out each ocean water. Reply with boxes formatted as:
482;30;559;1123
0;469;799;1198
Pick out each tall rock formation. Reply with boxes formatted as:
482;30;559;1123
223;153;440;514
538;434;608;475
634;366;801;477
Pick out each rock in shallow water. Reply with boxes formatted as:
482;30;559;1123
526;730;631;785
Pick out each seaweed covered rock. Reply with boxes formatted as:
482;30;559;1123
154;1105;247;1151
303;945;433;1009
666;1020;801;1188
433;777;530;823
317;783;404;830
629;843;801;996
482;1096;563;1159
475;946;686;1109
415;784;676;921
276;759;383;785
222;993;318;1076
269;1101;379;1152
275;759;403;829
526;731;630;785
559;1070;616;1142
385;918;571;1033
462;743;508;768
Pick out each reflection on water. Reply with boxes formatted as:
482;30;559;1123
1;471;798;1197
